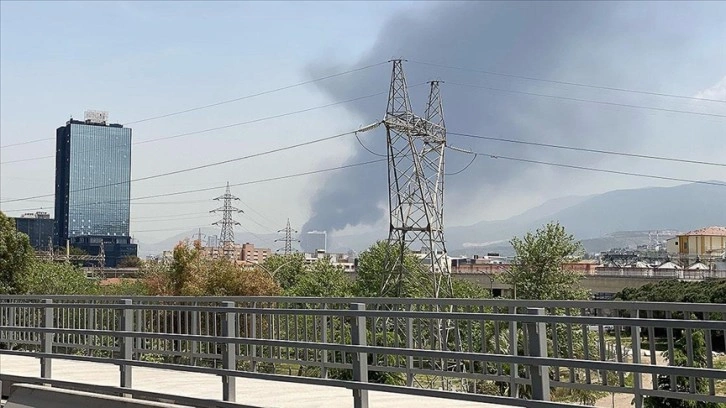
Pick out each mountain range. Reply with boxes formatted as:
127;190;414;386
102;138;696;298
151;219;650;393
138;182;726;257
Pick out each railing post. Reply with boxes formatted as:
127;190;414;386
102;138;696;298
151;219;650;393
321;306;329;379
631;309;642;408
86;307;96;355
222;301;237;402
40;299;53;381
191;302;199;366
526;308;550;401
119;299;133;393
251;302;257;372
9;306;16;344
350;303;368;408
405;304;414;387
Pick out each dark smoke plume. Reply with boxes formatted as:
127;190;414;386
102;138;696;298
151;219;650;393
301;2;726;251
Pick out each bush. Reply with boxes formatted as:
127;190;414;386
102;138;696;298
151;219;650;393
16;261;96;295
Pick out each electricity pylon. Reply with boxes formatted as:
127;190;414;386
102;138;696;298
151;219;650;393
275;218;299;255
210;182;242;249
383;59;452;298
192;228;206;247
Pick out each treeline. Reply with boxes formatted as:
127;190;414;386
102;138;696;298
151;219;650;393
615;279;726;304
1;211;487;298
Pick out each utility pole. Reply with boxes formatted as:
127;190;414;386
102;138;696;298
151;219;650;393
211;182;243;257
275;218;299;256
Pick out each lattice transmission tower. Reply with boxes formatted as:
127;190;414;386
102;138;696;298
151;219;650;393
210;182;243;248
275;218;299;255
383;59;452;298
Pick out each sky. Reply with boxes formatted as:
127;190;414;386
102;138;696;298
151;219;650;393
1;1;725;251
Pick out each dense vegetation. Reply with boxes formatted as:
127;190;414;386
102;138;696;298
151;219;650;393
616;279;726;304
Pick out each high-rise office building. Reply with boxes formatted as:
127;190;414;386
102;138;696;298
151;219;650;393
54;111;137;267
12;212;54;250
304;230;327;253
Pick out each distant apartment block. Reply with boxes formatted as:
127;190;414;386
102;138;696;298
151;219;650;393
202;242;271;266
241;242;271;264
304;249;356;273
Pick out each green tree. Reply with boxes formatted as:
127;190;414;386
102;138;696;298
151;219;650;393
117;255;142;268
260;253;306;290
287;256;352;297
142;241;281;296
0;211;35;293
354;240;432;297
493;224;601;403
616;279;726;304
500;222;589;300
644;329;721;408
15;261;96;295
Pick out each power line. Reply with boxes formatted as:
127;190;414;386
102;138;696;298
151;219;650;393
237;200;278;231
123;61;388;125
132;225;209;234
445;153;477;176
448;132;726;167
0;126;379;204
0;61;388;150
1;158;386;213
0;137;53;149
1;89;396;165
133;91;391;146
1;155;54;165
133;214;215;223
354;132;386;157
409;60;726;104
447;82;726;119
130;158;385;202
447;145;726;187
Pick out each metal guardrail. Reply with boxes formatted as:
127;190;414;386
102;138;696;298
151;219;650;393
0;296;724;408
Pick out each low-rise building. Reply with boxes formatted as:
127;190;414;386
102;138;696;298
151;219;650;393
668;226;726;257
304;250;356;272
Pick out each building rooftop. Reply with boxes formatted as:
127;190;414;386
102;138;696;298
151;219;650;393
682;226;726;236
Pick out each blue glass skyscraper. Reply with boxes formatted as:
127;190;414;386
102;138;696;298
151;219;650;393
55;112;137;266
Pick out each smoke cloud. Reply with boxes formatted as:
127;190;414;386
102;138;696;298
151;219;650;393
301;2;726;251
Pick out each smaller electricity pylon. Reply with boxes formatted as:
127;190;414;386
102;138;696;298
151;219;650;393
211;182;243;257
275;218;299;255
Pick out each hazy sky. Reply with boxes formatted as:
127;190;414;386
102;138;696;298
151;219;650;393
1;1;725;248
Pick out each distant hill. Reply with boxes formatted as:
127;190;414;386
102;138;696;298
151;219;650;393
446;182;726;254
332;182;726;254
142;182;726;257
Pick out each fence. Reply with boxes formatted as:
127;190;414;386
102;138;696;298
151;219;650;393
1;296;725;408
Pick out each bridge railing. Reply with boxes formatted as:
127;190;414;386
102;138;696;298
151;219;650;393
1;296;725;408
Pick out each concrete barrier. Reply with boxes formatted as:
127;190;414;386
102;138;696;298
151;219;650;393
5;384;193;408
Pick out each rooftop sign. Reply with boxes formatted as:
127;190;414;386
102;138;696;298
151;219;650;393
84;110;108;124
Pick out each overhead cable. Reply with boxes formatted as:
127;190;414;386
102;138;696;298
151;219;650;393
449;132;726;167
447;145;726;187
447;82;726;119
410;60;726;104
0;125;381;204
